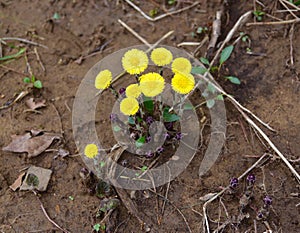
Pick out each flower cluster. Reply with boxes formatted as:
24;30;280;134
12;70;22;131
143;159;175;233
84;47;197;159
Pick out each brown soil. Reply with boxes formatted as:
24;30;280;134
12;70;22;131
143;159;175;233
0;0;299;232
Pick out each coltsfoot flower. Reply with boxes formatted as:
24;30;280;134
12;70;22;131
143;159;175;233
150;47;173;66
126;83;141;98
95;69;112;90
84;143;98;159
139;72;165;97
120;97;139;116
171;73;195;94
122;49;148;75
171;57;192;74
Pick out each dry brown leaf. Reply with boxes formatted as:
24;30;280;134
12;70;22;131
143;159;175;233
2;130;61;157
9;172;26;191
25;98;46;110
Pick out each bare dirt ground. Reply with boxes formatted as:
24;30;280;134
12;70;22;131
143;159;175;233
0;0;299;232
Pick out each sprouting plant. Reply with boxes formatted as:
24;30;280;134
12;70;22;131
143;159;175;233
196;26;208;35
253;10;265;21
289;0;300;6
93;223;105;232
149;8;158;18
168;0;176;5
23;75;43;89
0;47;26;62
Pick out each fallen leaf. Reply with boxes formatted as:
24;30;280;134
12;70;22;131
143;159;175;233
20;166;52;191
25;98;46;110
9;172;26;191
3;130;61;157
199;193;218;201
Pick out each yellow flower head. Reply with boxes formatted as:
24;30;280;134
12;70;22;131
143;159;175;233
150;47;173;66
139;72;165;97
171;57;192;74
120;97;139;116
122;49;148;75
84;143;98;159
126;83;141;98
171;73;195;94
95;69;112;90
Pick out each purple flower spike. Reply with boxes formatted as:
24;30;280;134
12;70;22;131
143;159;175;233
146;116;154;125
164;132;170;140
230;177;238;188
119;87;126;95
157;147;164;154
175;132;183;140
263;196;272;205
247;174;256;184
146;136;152;143
146;151;154;158
110;113;118;122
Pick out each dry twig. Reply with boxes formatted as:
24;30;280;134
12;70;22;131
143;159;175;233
123;0;200;22
0;37;48;49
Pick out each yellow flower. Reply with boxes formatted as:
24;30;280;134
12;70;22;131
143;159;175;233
84;144;98;159
95;69;112;90
171;73;195;94
150;47;173;66
171;57;192;74
139;72;165;97
122;49;148;75
120;97;139;116
126;83;141;98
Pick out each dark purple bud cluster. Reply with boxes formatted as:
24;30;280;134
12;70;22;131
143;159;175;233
146;136;152;143
146;116;154;125
175;132;183;140
230;177;239;189
246;174;256;185
263;195;272;206
157;146;164;154
109;113;118;122
119;87;126;95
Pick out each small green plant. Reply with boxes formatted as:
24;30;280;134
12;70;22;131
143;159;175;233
149;8;158;18
0;47;26;62
23;75;43;89
68;195;74;201
289;0;300;6
93;223;105;232
253;10;265;21
26;173;39;187
196;26;208;35
168;0;176;5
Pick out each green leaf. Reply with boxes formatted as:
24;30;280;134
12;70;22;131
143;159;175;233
93;223;101;232
100;161;105;168
163;107;180;122
225;76;241;85
31;74;36;83
135;136;145;148
144;100;154;113
137;116;143;123
141;166;148;172
0;47;26;61
33;80;43;89
53;12;60;20
113;125;121;132
200;57;210;66
183;103;194;110
216;94;224;101
206;99;215;109
128;116;135;125
220;45;234;65
207;83;216;93
191;66;207;75
23;77;31;83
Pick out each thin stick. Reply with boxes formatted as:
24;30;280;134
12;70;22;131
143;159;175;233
123;0;200;22
118;19;151;47
0;64;26;76
39;200;70;233
246;18;300;26
1;37;48;49
34;47;46;72
289;23;295;66
203;153;269;233
279;0;299;19
177;42;201;47
149;189;193;233
281;0;300;11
